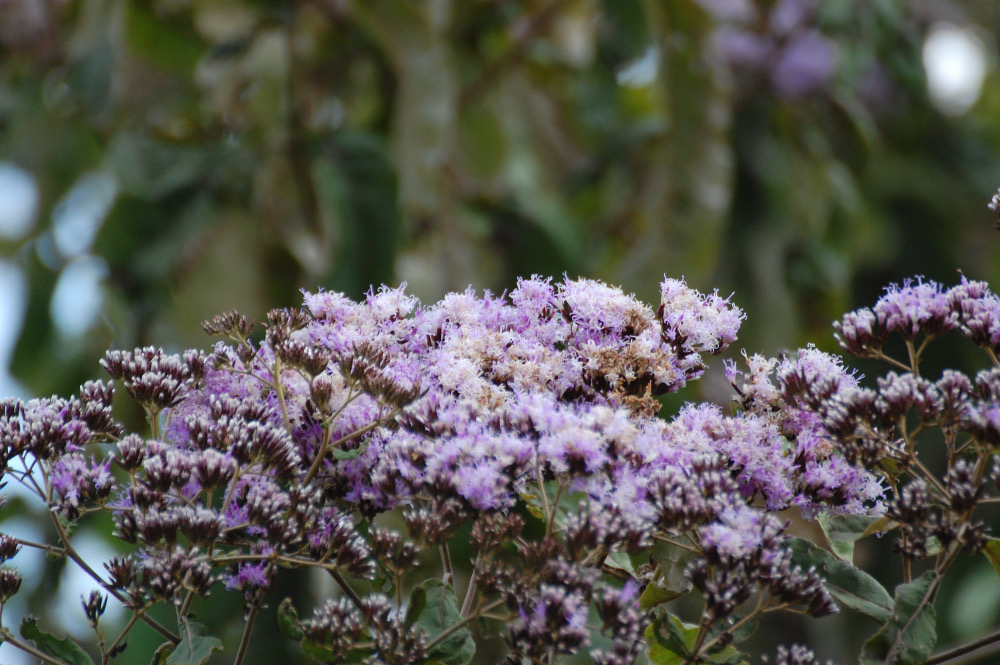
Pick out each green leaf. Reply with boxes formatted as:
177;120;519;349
300;639;336;662
406;579;475;665
19;616;95;665
861;571;938;665
404;581;428;628
984;538;1000;579
708;618;758;649
787;537;893;623
645;613;746;665
639;539;696;609
315;132;402;296
277;598;304;641
126;3;204;75
818;513;883;562
604;551;635;576
109;133;212;200
646;612;694;665
164;621;224;665
518;481;581;531
331;439;371;460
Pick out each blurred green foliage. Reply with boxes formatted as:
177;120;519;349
3;0;1000;663
3;0;1000;396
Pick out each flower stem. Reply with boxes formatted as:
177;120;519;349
440;543;454;590
0;628;73;665
48;510;179;644
925;626;1000;665
460;553;483;618
233;599;262;665
328;569;364;610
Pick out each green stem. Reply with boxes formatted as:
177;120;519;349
440;543;454;590
47;511;178;644
545;480;566;537
872;351;913;374
534;457;552;534
107;609;145;658
424;597;508;653
328;569;364;611
906;339;921;375
925;625;1000;665
0;628;73;665
460;553;484;617
234;598;262;665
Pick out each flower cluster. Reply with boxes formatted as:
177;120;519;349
759;273;1000;663
0;275;894;665
706;0;838;100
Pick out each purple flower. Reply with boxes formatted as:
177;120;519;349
699;505;777;563
770;0;815;35
771;31;837;98
50;454;113;516
949;276;1000;352
223;561;271;591
873;277;957;339
713;27;773;71
834;308;884;357
777;345;862;408
513;584;591;655
659;278;744;356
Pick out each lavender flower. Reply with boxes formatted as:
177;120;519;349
510;584;592;657
872;277;957;339
771;30;837;98
949;275;1000;353
834;308;884;357
50;453;113;517
0;535;21;562
301;597;364;660
762;644;833;665
0;567;22;602
0;271;911;665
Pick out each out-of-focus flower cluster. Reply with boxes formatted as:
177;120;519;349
703;0;839;99
0;275;884;664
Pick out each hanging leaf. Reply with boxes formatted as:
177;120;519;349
331;439;371;460
19;616;95;665
405;579;476;665
277;598;304;641
163;621;223;665
646;612;746;665
313;132;401;298
787;537;893;623
983;538;1000;580
638;539;696;609
861;571;938;665
817;513;885;562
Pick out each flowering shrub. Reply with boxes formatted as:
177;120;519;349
2;248;1000;664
